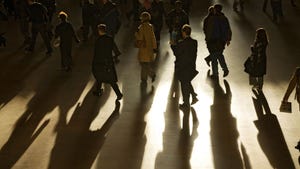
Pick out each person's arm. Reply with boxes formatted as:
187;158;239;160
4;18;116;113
283;71;297;101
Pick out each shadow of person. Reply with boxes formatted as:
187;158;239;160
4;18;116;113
177;107;199;169
0;75;71;169
94;78;156;169
208;76;246;169
155;75;199;169
252;89;296;169
47;84;120;169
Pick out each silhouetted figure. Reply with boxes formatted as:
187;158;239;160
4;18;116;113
92;24;123;100
166;0;189;44
203;6;214;67
15;0;31;44
81;0;97;41
54;11;80;72
38;0;56;39
25;0;52;56
135;12;157;84
206;4;231;78
171;24;198;109
282;67;300;110
263;0;283;22
170;0;191;14
248;28;268;90
150;0;165;48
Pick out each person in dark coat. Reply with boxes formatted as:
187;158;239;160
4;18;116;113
150;0;166;48
206;4;231;78
92;24;123;100
81;0;97;41
171;24;198;109
15;0;31;44
54;11;80;72
166;0;189;44
25;0;52;56
249;28;268;90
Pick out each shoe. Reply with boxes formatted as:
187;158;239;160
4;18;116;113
117;93;123;100
191;97;199;105
295;141;300;151
93;89;103;96
179;103;190;110
223;70;229;77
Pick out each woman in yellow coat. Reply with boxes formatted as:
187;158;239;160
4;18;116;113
135;11;157;84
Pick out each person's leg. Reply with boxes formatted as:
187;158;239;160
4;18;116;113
210;52;219;77
26;24;38;51
180;81;190;108
188;82;198;104
93;81;103;96
146;62;156;82
217;51;229;77
111;82;123;100
140;62;147;83
39;24;53;54
257;76;264;90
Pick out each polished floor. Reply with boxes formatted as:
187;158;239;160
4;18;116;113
0;0;300;169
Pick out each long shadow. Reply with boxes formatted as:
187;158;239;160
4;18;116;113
0;53;49;110
155;75;182;169
0;75;68;169
209;76;249;169
154;75;198;169
252;89;296;169
94;82;156;169
47;84;119;169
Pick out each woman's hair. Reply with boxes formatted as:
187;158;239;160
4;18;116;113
255;28;269;44
140;12;151;22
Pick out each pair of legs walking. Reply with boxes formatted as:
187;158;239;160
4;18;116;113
180;80;198;109
210;51;229;77
140;62;156;83
94;81;123;100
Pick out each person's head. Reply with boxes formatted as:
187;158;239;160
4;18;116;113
140;12;151;22
58;11;68;21
175;0;183;11
181;24;191;38
255;28;268;44
97;24;106;35
102;0;108;4
213;4;223;13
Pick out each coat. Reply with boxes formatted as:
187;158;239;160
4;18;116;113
135;22;157;62
250;41;267;77
171;37;198;82
92;34;118;83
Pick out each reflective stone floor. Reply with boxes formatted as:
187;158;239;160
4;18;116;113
0;0;299;169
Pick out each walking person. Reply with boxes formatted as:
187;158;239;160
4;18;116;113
248;28;268;90
206;4;231;78
171;24;198;109
150;0;166;49
135;11;157;84
54;11;80;72
166;0;189;44
15;0;31;45
25;0;52;56
92;24;123;100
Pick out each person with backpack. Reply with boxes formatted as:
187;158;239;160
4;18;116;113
282;67;300;110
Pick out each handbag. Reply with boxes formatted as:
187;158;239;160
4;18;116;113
279;101;292;113
244;56;253;74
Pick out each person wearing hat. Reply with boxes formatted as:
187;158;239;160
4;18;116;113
54;11;80;72
135;11;157;84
